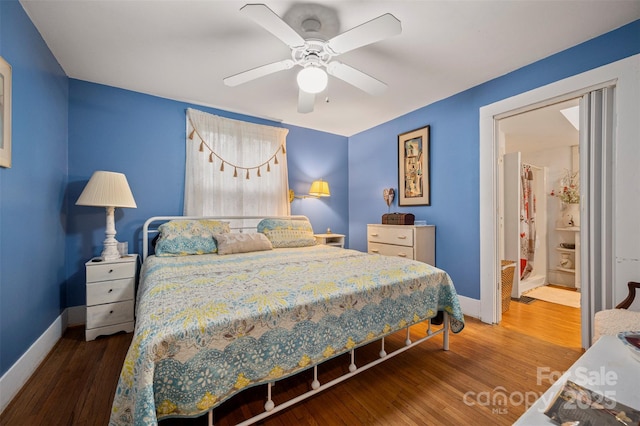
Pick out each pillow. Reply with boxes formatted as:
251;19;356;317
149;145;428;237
257;218;316;248
155;219;230;256
214;233;273;255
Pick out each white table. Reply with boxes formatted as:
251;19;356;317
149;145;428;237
314;233;345;248
85;254;138;341
515;335;640;425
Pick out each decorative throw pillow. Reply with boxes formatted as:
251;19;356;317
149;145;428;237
257;218;316;248
214;233;273;255
155;219;230;256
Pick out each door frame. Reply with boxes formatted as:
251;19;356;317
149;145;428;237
478;55;639;348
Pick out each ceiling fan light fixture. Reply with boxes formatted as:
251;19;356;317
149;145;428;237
297;66;328;94
226;5;402;112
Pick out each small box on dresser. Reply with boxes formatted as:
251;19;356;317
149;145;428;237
367;224;435;265
85;254;138;341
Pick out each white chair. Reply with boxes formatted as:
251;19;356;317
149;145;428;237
593;281;640;341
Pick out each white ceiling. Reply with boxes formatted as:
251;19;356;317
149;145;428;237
501;98;580;154
20;0;640;136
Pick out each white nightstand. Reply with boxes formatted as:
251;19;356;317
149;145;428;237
314;233;345;248
85;254;138;341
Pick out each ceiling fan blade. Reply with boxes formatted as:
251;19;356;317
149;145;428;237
298;89;315;114
241;4;306;48
327;62;387;96
223;59;295;87
327;13;401;55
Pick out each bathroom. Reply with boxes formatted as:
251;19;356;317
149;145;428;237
500;98;581;305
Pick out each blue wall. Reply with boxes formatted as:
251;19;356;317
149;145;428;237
286;124;349;242
349;20;640;299
66;80;349;307
0;0;68;374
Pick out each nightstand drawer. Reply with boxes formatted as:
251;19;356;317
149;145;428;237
86;300;134;329
368;242;415;260
86;261;136;283
367;226;414;247
86;278;134;306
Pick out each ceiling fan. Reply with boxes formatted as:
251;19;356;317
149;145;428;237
223;4;402;113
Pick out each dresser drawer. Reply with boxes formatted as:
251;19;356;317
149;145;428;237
87;278;135;306
86;300;134;329
86;261;136;283
368;242;415;260
367;225;414;247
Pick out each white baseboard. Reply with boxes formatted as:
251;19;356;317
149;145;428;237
0;307;80;414
67;304;86;327
458;295;481;320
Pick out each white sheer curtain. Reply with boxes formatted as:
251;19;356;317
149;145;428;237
184;108;290;216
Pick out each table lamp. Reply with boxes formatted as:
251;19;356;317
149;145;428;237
76;171;137;261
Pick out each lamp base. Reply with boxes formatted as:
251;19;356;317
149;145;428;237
101;206;121;261
101;240;121;261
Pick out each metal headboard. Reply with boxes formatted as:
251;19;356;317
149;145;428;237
142;215;310;261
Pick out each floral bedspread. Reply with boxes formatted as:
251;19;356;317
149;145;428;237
109;245;464;425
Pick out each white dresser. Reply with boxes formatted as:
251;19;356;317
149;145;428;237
85;254;137;341
367;224;435;265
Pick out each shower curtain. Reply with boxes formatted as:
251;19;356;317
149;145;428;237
520;164;536;280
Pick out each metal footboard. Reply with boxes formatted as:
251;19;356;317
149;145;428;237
208;312;450;426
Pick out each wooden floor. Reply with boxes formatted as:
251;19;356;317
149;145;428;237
501;293;582;348
0;301;582;426
1;301;582;426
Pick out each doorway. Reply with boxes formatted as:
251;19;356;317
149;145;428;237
478;55;639;350
497;99;581;347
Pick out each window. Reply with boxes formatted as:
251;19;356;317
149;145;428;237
184;108;290;216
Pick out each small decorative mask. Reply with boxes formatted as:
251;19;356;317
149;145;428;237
383;188;395;207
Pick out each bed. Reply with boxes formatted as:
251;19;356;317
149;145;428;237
109;216;465;426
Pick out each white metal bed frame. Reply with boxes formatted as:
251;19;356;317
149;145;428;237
140;215;451;426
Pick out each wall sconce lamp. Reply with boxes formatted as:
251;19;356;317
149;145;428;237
76;171;137;261
289;179;331;202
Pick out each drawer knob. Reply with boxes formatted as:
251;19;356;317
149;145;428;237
108;289;113;293
397;236;407;240
371;233;379;237
108;269;114;273
109;310;114;314
398;253;407;257
371;249;379;253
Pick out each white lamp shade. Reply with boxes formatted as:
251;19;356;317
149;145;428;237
309;179;330;197
76;171;137;208
297;67;328;94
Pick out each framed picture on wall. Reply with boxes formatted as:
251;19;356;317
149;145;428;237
398;125;430;206
0;56;11;168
